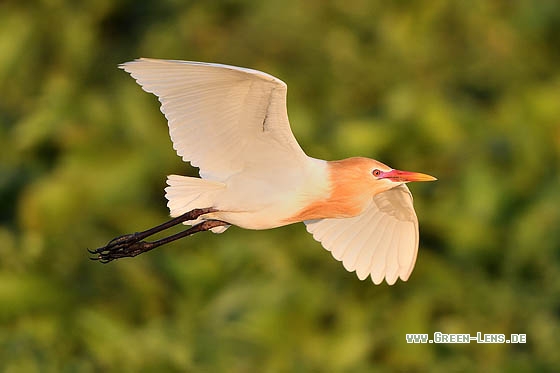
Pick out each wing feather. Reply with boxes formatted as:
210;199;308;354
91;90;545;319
354;213;385;280
370;219;396;285
330;211;371;261
305;185;420;285
341;211;378;272
120;58;308;182
384;229;401;285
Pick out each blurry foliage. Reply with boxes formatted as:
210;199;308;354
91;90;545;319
1;0;559;371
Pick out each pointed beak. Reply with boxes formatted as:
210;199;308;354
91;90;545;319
380;169;437;183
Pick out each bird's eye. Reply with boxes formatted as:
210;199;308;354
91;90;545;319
372;169;381;177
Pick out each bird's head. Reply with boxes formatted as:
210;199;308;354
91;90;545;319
331;157;436;191
327;157;437;214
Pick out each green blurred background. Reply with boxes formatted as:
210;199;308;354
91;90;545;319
1;0;560;371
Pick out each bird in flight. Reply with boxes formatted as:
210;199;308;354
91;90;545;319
90;58;436;285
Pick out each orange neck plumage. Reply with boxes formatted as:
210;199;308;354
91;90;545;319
286;157;388;222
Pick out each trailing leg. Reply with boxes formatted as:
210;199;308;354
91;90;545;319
89;208;224;263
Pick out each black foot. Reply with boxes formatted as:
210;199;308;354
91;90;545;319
88;233;154;263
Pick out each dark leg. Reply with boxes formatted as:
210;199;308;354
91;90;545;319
89;208;227;263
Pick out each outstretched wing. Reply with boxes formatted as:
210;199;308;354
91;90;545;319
304;185;419;285
120;58;308;182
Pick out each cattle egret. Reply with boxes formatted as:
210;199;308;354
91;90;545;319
90;58;436;285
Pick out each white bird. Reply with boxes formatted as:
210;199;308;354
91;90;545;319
90;58;436;285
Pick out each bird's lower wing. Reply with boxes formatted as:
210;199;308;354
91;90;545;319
304;185;419;285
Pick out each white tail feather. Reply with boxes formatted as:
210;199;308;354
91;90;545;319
165;175;229;233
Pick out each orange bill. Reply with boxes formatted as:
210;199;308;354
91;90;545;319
380;169;437;182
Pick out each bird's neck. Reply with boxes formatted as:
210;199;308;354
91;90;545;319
286;158;382;222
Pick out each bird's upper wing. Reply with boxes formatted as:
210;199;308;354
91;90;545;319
304;185;419;285
120;58;308;181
